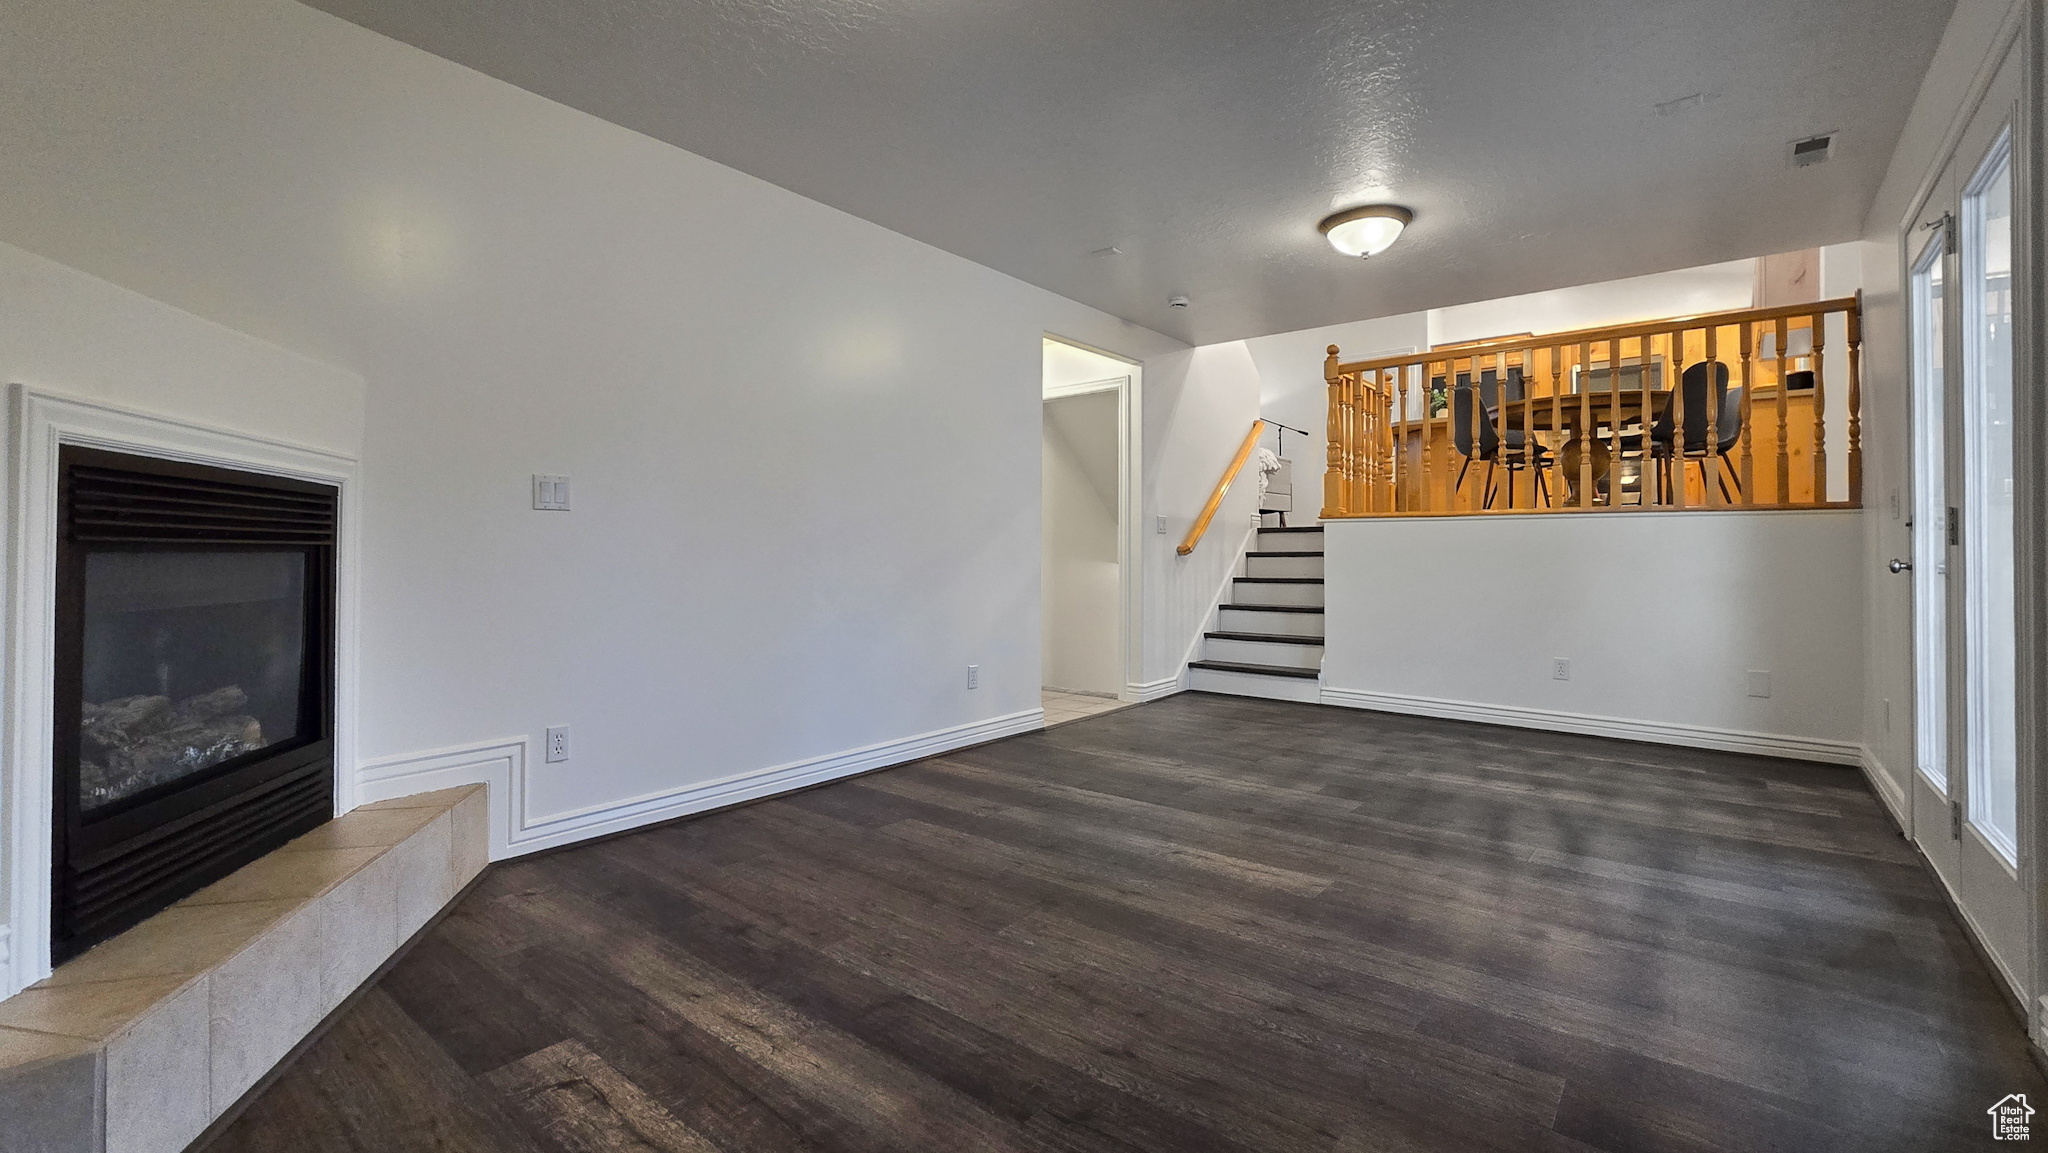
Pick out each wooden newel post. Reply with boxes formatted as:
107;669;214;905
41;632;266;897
1323;345;1345;517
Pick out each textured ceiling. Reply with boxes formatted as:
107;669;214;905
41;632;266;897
299;0;1955;344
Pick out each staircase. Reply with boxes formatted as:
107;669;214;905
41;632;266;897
1186;515;1323;702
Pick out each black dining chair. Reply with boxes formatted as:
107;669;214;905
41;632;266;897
1452;372;1552;509
1623;361;1742;503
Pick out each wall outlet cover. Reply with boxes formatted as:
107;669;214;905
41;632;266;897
1747;670;1772;699
966;664;979;690
545;725;570;763
1551;658;1570;681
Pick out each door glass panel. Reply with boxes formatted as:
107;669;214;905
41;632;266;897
1908;235;1946;794
1961;131;2017;863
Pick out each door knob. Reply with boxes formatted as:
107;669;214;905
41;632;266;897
1889;558;1912;573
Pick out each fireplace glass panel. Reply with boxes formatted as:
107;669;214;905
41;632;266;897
78;550;308;812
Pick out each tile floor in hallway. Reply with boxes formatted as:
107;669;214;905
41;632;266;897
1040;689;1130;727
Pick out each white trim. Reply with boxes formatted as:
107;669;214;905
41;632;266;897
356;707;1045;859
1860;746;1910;829
1176;524;1261;685
1042;374;1126;401
1124;676;1183;702
2;385;361;1000
1318;685;1863;765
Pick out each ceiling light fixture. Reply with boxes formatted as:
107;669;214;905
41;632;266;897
1318;204;1412;258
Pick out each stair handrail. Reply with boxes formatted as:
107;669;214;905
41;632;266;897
1178;419;1266;557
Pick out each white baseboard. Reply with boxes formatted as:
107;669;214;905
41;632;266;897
1858;746;1909;828
1318;685;1863;765
356;707;1044;859
1125;676;1183;702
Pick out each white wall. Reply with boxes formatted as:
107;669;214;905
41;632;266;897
1321;511;1866;758
0;242;365;455
1139;342;1265;690
1041;393;1120;694
1853;0;2024;809
0;0;1197;864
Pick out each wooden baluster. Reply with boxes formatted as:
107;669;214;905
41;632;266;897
1847;296;1863;506
1703;324;1721;506
1810;312;1827;503
1421;360;1435;513
1603;339;1620;509
1669;330;1687;509
1369;368;1381;514
1361;370;1375;513
1393;365;1408;512
1550;346;1563;508
1446;357;1460;511
1354;372;1370;514
1577;341;1593;507
1381;368;1396;513
1739;321;1755;506
1513;348;1529;508
1454;356;1469;511
1637;335;1652;506
1774;318;1790;504
1499;348;1515;509
1323;345;1344;517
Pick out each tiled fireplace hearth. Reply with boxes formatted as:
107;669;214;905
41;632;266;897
0;785;487;1153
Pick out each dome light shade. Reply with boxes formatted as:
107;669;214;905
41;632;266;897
1318;204;1412;258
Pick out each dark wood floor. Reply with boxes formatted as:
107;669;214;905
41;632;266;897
209;693;2044;1153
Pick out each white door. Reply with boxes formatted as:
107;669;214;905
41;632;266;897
1904;46;2029;999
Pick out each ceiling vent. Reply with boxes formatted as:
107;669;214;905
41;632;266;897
1791;134;1834;167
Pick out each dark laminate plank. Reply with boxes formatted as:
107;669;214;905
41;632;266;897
482;1039;725;1153
208;693;2047;1153
207;987;548;1153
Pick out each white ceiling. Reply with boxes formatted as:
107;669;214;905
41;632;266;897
300;0;1955;345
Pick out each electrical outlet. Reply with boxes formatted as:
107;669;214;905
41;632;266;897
1156;515;1168;535
1883;698;1892;732
966;665;979;690
1551;658;1570;681
1889;489;1900;520
545;725;570;763
1747;670;1772;699
532;474;571;511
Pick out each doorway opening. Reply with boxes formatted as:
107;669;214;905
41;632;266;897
1041;337;1140;723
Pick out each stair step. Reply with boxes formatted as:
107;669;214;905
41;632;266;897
1187;659;1319;680
1204;631;1325;645
1257;525;1324;533
1234;577;1322;584
1219;604;1323;613
1247;550;1324;558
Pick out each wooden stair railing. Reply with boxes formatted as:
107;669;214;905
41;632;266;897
1178;420;1266;556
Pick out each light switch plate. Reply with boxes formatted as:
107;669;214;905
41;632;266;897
1747;670;1772;699
533;474;571;511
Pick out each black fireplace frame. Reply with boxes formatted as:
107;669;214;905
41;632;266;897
51;446;337;963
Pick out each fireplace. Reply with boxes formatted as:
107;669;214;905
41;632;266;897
51;447;337;962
